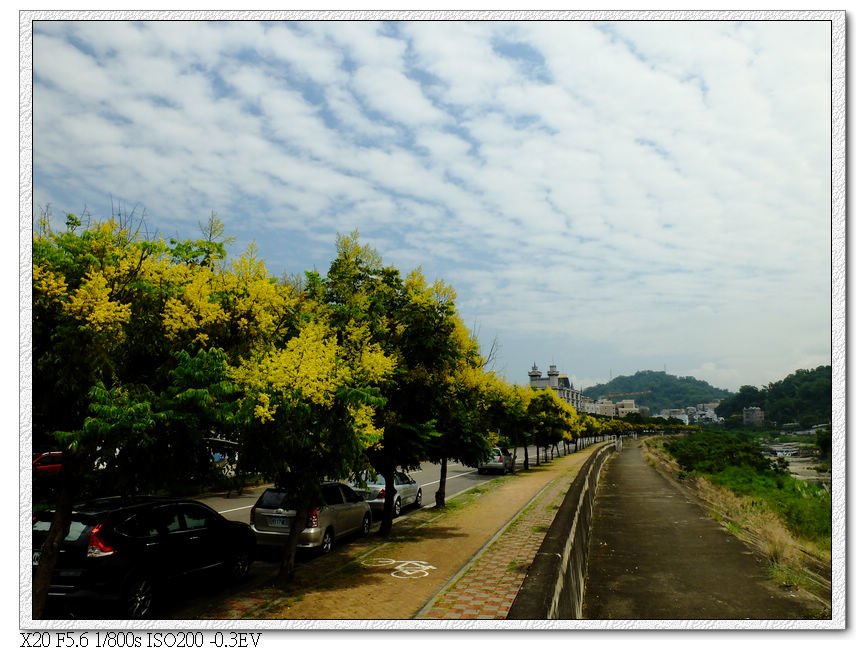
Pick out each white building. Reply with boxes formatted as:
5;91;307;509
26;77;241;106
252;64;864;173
528;363;592;413
615;399;641;417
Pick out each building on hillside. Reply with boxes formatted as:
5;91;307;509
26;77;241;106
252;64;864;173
695;405;719;423
743;406;765;427
595;398;616;417
661;408;690;425
615;399;640;417
528;363;589;413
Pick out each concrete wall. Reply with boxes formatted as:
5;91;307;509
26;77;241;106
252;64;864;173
507;439;619;620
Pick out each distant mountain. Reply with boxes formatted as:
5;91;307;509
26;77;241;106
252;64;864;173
583;370;734;415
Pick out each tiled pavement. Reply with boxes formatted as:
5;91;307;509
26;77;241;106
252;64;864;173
417;453;588;620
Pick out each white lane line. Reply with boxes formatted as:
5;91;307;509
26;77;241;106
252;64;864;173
420;469;477;488
217;504;254;514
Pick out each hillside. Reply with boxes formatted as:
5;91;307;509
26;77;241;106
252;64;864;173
715;365;830;428
583;370;733;415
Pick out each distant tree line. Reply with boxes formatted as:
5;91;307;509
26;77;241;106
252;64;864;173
715;366;831;429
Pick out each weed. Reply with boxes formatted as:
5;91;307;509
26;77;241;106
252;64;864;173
532;525;549;534
507;559;532;573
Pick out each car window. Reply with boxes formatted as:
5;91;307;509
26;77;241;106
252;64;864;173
321;484;343;506
257;490;288;509
33;518;89;542
115;513;156;538
339;485;362;503
153;507;183;534
180;504;216;530
120;507;182;537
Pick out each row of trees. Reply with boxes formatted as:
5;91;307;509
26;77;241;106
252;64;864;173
715;366;831;429
31;213;656;617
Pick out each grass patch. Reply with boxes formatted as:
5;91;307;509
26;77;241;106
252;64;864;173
706;465;830;544
531;525;549;534
507;559;532;573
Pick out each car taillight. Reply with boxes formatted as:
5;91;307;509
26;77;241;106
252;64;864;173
497;454;504;462
87;523;115;558
377;489;386;499
307;507;319;528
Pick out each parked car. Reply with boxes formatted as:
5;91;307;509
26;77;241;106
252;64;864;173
477;447;515;474
250;482;371;554
349;470;422;517
32;497;255;619
33;451;63;477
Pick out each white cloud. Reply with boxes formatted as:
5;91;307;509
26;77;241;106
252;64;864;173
30;17;834;394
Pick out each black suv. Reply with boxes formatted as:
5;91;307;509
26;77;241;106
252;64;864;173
32;497;255;619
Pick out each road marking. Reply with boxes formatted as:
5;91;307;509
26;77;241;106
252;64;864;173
361;558;436;579
217;504;253;514
420;469;477;488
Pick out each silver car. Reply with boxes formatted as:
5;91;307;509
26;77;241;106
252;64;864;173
477;447;516;474
250;482;371;553
350;470;422;517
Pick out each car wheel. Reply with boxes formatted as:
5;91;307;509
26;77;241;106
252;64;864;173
321;528;334;554
226;548;252;582
361;513;371;537
393;497;402;517
415;488;422;507
124;575;154;619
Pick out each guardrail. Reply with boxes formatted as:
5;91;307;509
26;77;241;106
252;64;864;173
507;437;620;620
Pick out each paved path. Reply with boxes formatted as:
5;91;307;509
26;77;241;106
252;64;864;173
581;439;824;620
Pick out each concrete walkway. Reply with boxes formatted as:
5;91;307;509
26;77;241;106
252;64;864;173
581;439;825;620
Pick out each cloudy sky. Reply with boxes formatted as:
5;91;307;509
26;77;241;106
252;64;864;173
29;16;834;393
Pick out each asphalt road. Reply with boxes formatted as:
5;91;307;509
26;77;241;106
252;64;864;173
199;457;524;525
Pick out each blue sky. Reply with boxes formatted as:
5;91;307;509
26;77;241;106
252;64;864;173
29;17;834;393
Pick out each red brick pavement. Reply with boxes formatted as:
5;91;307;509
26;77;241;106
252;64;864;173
417;453;586;620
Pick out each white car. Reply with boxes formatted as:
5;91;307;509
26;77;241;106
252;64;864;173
350;471;422;517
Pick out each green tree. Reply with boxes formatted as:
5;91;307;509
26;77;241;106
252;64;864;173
230;317;393;578
487;384;533;470
426;321;502;507
527;390;572;464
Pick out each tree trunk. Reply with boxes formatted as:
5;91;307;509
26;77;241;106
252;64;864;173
277;514;307;581
435;456;448;507
32;461;80;619
378;471;397;536
523;445;530;471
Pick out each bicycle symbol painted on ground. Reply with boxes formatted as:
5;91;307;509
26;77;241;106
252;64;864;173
361;557;437;579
